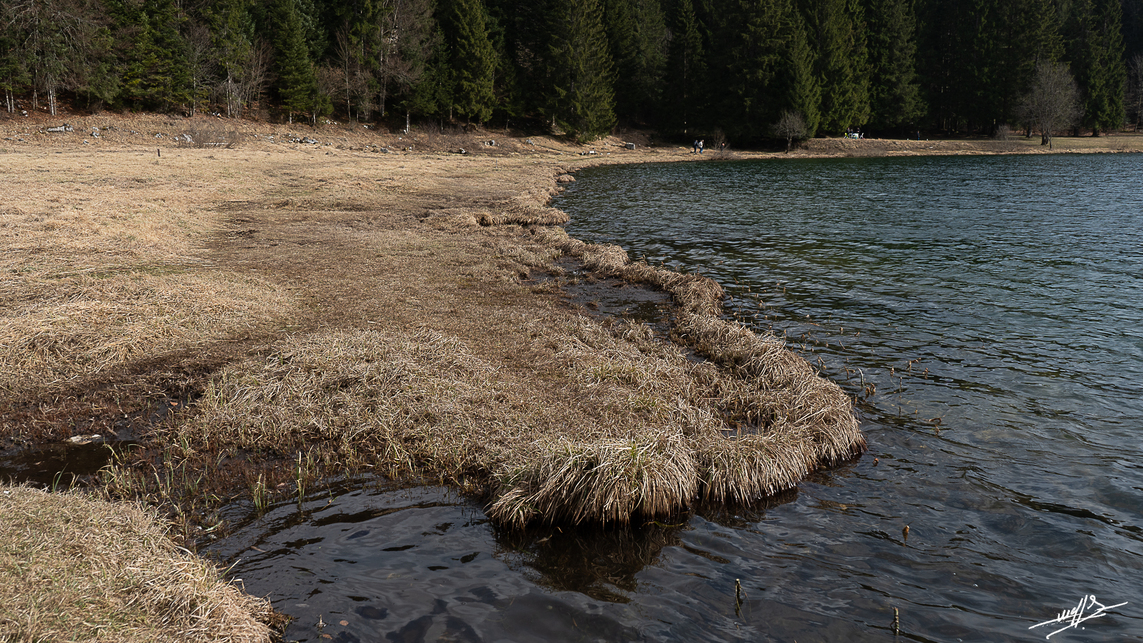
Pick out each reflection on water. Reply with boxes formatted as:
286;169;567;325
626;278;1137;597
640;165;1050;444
215;154;1143;642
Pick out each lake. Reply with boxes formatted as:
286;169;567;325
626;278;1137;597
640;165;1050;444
213;153;1143;642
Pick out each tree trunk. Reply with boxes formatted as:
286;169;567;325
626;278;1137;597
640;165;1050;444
345;77;352;121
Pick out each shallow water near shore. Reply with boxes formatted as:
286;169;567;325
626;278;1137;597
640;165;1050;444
211;153;1142;642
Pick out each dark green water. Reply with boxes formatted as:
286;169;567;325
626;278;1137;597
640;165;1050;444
210;154;1142;642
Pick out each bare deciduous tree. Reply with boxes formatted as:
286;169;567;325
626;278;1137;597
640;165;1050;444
1127;53;1143;132
7;0;104;116
334;24;374;120
772;110;807;153
239;39;272;114
185;22;214;117
1018;60;1082;150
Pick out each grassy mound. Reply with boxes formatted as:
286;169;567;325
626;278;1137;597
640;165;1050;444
0;485;273;642
164;229;863;527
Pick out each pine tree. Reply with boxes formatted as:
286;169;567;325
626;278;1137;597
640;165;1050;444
864;0;923;133
439;0;497;123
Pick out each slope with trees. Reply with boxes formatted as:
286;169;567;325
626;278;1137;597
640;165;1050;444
0;0;1136;142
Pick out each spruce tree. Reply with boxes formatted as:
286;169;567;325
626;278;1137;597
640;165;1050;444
1074;0;1127;133
916;0;987;132
484;0;554;121
801;0;870;135
438;0;497;123
663;0;707;134
603;0;667;124
7;0;108;116
549;0;616;140
864;0;923;133
272;0;326;122
371;0;436;118
1123;0;1143;66
779;7;821;137
718;0;796;141
110;0;190;111
208;0;257;117
407;28;454;124
0;4;32;113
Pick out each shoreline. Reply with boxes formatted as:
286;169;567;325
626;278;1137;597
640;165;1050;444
2;113;1139;639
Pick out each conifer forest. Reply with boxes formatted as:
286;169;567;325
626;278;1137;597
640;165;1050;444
2;0;1141;143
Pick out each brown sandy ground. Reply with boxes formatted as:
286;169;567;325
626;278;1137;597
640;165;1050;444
2;112;1136;639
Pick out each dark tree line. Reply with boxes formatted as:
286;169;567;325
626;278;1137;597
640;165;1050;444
1;0;1139;141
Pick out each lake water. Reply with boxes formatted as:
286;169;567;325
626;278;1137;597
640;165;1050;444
212;153;1143;642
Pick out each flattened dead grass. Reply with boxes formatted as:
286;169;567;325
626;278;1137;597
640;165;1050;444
0;484;273;643
0;150;297;404
1;270;291;396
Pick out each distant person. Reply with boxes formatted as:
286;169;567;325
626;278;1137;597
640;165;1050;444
699;139;705;154
693;140;699;153
720;141;726;152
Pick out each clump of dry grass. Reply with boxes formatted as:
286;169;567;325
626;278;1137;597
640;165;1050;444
171;285;862;528
0;484;274;643
2;131;862;536
479;171;573;226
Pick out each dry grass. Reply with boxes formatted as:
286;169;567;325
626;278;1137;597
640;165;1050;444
0;484;274;643
1;270;291;396
0;122;863;530
0;150;296;403
12;111;1143;640
165;293;862;528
